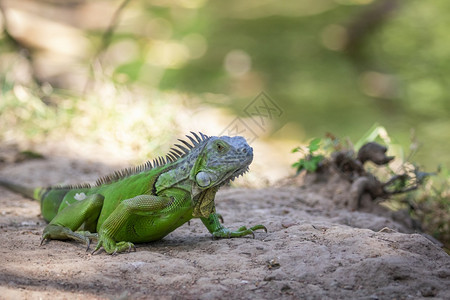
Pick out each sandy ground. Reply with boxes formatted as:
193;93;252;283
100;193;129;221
0;145;449;300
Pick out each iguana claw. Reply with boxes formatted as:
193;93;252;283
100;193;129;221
251;225;267;233
40;237;48;246
91;247;101;255
217;214;224;223
211;224;267;239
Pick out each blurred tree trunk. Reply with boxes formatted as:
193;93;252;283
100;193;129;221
344;0;401;66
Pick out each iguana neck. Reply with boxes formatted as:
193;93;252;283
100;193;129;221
154;158;192;194
192;186;219;218
154;156;218;218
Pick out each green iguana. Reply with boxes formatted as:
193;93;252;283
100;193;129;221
0;132;266;254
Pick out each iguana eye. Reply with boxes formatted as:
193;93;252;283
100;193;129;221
216;142;226;152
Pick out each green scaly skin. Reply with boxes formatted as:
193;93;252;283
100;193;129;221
0;132;266;254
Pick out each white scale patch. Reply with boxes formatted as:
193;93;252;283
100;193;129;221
74;192;87;201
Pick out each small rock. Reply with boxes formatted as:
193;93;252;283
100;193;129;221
267;258;280;270
420;286;436;297
281;284;291;291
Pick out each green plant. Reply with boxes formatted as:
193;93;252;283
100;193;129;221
404;167;450;250
291;138;325;173
293;125;449;250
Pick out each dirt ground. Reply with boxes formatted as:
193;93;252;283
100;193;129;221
0;144;449;300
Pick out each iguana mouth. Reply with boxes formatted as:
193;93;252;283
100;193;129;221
230;166;250;181
222;146;253;184
219;165;250;186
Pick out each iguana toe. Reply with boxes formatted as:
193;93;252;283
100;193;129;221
85;239;91;252
93;238;135;255
91;245;102;255
40;235;49;246
113;241;136;254
211;224;266;239
250;225;267;233
217;213;224;223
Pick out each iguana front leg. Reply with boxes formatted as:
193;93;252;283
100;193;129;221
41;194;104;249
201;213;267;239
93;194;172;255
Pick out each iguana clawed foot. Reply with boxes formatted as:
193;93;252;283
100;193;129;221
40;226;99;252
40;224;96;250
92;234;136;255
211;224;267;239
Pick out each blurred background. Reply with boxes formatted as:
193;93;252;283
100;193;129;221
0;0;449;181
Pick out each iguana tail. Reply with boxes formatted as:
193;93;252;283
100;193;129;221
0;178;42;201
0;179;71;222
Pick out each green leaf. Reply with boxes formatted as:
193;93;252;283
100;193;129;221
308;138;321;152
354;123;390;150
304;160;316;172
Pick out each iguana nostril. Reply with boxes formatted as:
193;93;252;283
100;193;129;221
242;147;253;155
246;147;253;157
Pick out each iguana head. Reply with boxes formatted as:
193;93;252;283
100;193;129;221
190;135;253;194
